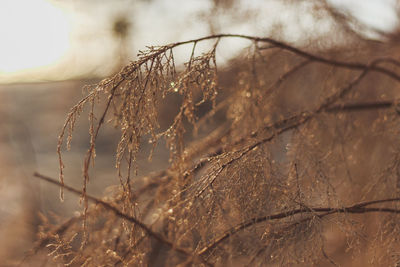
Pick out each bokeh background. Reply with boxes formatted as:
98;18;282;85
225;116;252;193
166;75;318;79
0;0;399;264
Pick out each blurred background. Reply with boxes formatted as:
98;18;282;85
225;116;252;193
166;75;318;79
0;0;399;264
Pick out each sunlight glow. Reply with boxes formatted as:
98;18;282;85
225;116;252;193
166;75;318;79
0;0;70;74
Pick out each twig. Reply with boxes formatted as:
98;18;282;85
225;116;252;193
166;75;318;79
33;172;212;267
20;214;83;265
169;34;400;82
198;198;400;256
326;100;395;112
322;245;339;266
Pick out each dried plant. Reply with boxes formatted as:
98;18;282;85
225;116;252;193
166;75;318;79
27;26;400;267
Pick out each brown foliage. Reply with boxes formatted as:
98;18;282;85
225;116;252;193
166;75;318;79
29;30;400;266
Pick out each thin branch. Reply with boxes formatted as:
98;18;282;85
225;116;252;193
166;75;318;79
198;198;400;256
322;245;339;266
169;34;400;82
262;59;313;99
326;100;395;112
33;172;212;267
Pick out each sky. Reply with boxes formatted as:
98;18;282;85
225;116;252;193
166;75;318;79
0;0;71;82
0;0;398;84
328;0;398;34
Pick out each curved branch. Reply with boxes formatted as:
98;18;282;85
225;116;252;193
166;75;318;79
198;198;400;256
170;34;400;82
33;173;212;267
